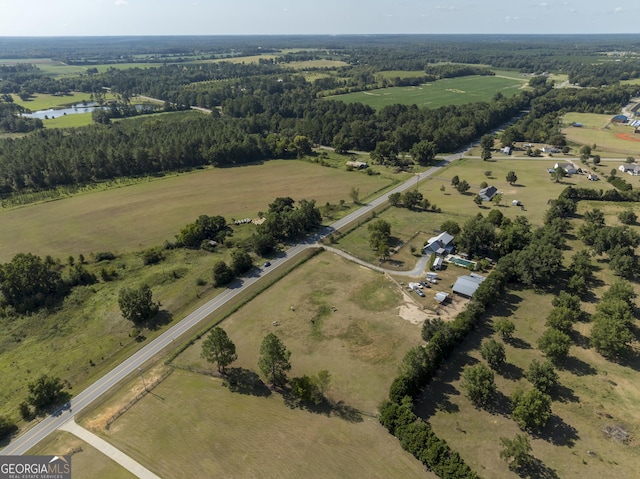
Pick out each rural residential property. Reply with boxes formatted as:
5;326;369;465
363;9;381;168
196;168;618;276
1;22;640;479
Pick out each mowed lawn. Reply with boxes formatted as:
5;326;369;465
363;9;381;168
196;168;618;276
92;370;431;479
562;112;640;157
86;251;430;478
424;157;618;226
326;75;525;110
0;159;400;262
11;92;97;111
29;431;136;479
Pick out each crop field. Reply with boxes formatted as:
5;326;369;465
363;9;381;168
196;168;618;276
325;75;525;110
29;431;135;479
414;274;640;479
285;59;349;69
86;370;430;479
0;158;406;262
562;113;640;157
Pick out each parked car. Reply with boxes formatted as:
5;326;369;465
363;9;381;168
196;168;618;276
263;261;271;267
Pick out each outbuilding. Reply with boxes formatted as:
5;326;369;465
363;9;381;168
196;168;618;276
452;274;486;298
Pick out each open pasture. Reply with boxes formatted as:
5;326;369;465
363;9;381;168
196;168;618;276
29;431;136;479
326;75;525;110
174;251;424;413
85;251;430;477
415;280;640;479
11;92;96;111
87;369;431;479
0;159;403;262
562;112;640;157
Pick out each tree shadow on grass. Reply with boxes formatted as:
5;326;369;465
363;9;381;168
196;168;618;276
223;367;272;397
498;362;524;381
535;414;579;447
145;309;173;331
560;356;597;376
516;457;561;479
283;394;364;423
506;337;532;350
483;389;511;417
570;330;591;349
554;383;580;403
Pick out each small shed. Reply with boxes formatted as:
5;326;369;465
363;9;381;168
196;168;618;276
434;292;449;303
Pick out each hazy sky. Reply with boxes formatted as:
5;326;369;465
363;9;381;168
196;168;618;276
0;0;638;36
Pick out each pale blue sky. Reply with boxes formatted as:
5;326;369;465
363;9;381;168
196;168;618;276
0;0;638;36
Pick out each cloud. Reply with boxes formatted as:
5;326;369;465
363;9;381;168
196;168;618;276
505;16;520;22
435;5;459;10
115;0;128;5
614;6;623;13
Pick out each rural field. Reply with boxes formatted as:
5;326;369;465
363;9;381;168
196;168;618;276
84;370;431;479
562;112;640;157
11;92;99;111
0;157;406;262
80;251;432;478
29;431;135;479
415;283;640;479
326;75;526;110
424;157;615;226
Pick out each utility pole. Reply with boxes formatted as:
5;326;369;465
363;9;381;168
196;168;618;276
138;367;147;392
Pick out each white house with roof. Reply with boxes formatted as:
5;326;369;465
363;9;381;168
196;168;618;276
554;162;578;175
478;186;498;201
618;164;640;176
422;231;455;256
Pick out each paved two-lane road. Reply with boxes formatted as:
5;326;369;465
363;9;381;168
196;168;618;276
1;150;463;456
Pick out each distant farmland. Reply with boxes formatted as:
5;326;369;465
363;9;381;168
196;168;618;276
326;75;525;110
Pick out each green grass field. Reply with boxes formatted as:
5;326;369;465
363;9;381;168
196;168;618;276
415;277;640;479
80;251;430;478
562;112;640;157
325;75;526;110
0;158;405;262
29;431;136;479
11;92;97;111
174;251;423;413
87;370;431;479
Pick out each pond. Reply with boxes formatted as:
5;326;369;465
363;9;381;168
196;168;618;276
21;102;102;119
22;103;155;119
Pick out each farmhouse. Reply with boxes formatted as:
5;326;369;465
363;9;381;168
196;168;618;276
478;186;498;201
542;146;561;154
423;231;455;256
452;273;486;298
618;164;640;176
554;162;578;175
